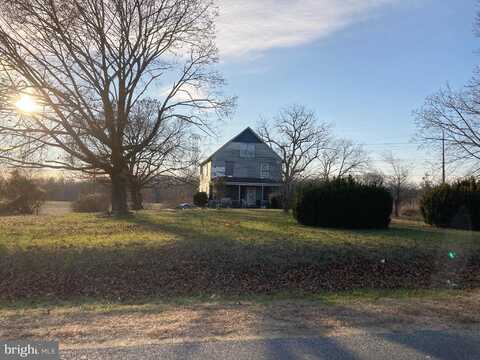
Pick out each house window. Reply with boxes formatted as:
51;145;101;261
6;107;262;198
240;143;255;158
261;163;271;179
225;161;234;177
213;166;225;177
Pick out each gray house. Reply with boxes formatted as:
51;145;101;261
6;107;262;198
199;127;283;207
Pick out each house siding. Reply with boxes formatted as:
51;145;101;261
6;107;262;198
211;142;282;181
199;161;212;195
199;128;282;202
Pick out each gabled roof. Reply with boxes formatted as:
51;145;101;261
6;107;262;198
231;127;263;143
200;127;281;165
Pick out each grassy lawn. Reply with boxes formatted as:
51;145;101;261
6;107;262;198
0;209;479;300
2;208;477;250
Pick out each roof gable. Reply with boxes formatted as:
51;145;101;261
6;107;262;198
231;128;263;143
200;127;281;165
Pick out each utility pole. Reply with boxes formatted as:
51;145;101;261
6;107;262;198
442;129;446;184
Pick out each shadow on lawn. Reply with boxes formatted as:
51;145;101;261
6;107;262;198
2;211;480;358
59;296;480;359
248;299;480;360
0;211;479;300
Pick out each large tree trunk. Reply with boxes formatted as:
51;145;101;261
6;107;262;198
111;171;129;216
130;185;144;211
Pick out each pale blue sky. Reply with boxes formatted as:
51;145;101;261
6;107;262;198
206;0;478;180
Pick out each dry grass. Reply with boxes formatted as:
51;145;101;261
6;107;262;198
1;290;479;349
1;208;479;347
0;209;480;299
39;201;73;216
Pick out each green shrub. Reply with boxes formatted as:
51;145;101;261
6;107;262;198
72;193;110;213
0;170;46;215
293;177;393;229
268;193;283;209
193;191;208;207
420;178;480;230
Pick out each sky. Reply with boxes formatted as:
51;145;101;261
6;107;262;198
204;0;478;181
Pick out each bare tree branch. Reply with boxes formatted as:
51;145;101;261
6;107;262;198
0;0;233;214
258;104;330;211
383;152;410;217
318;138;369;180
125;99;200;209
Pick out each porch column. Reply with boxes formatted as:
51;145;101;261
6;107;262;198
261;185;264;204
238;185;241;203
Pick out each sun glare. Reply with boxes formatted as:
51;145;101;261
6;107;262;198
15;94;39;113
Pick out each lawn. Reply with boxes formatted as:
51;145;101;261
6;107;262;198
0;208;479;300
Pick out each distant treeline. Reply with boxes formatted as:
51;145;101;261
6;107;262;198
38;176;197;205
38;177;101;202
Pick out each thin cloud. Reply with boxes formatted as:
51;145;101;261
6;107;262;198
217;0;400;58
159;84;209;103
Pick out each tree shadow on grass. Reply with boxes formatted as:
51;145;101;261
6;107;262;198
244;295;480;360
59;303;361;360
0;210;479;300
335;303;480;359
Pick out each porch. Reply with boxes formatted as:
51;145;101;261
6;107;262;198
210;178;282;208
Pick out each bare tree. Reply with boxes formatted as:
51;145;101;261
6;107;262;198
415;84;480;177
359;170;385;187
126;100;200;210
383;153;410;217
0;0;232;215
318;138;369;180
258;104;330;212
415;9;480;179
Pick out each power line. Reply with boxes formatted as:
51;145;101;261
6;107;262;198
369;158;438;162
358;142;421;146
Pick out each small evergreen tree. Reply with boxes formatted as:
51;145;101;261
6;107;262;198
193;192;208;207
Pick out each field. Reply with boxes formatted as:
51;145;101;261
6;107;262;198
1;208;480;300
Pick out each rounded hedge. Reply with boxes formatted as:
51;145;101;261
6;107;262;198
268;193;283;209
72;193;110;213
193;191;208;207
293;178;393;229
420;178;480;230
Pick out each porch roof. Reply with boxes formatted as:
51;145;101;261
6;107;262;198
213;177;282;187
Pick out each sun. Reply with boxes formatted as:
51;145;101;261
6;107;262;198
15;94;39;113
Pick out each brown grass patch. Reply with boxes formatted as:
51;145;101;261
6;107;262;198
1;291;480;349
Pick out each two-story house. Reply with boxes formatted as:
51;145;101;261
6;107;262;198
199;127;283;207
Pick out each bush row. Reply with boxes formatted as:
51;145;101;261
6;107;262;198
421;178;480;230
293;177;393;229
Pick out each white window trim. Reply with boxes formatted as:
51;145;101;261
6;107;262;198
260;163;271;179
